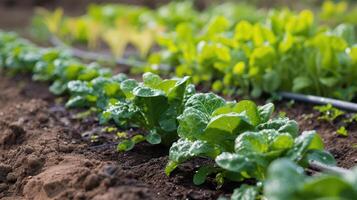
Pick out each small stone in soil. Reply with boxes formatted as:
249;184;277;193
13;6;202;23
26;155;44;174
83;174;101;191
6;172;17;183
83;160;93;168
24;145;34;154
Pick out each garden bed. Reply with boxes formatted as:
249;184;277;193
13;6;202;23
1;74;356;200
2;1;357;199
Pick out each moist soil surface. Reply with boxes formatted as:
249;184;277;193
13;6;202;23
0;74;357;200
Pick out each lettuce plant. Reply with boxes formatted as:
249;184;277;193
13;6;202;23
147;8;357;101
166;94;335;185
101;72;194;149
66;73;128;109
0;32;113;96
48;61;112;95
0;33;40;73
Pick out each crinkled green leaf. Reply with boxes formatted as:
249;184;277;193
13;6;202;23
258;103;274;123
67;80;93;95
231;185;259;200
146;131;162;144
167;76;190;103
216;153;254;173
215;152;267;179
168;138;218;164
213;100;260;127
287;131;324;162
103;101;142;127
143;72;162;88
177;107;209;139
184;93;226;116
120;79;139;99
49;80;68;95
193;165;217;185
133;86;168;127
159;106;177;132
203;113;253;151
258;117;299;137
270;132;294;150
234;131;269;154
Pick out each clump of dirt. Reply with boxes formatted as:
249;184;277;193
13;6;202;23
1;74;357;200
0;121;26;148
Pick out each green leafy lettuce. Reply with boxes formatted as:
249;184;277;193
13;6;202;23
101;72;194;148
166;94;334;185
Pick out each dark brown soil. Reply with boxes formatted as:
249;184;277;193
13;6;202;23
1;73;357;200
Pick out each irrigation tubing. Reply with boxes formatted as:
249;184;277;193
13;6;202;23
308;160;349;174
279;92;357;112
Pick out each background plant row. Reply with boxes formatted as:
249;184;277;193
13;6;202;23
35;1;357;101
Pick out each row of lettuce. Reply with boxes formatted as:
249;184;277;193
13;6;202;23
35;1;357;101
33;1;265;57
35;1;357;57
147;9;357;101
1;32;357;199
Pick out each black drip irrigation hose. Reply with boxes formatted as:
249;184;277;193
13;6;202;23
279;92;357;112
308;160;349;174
